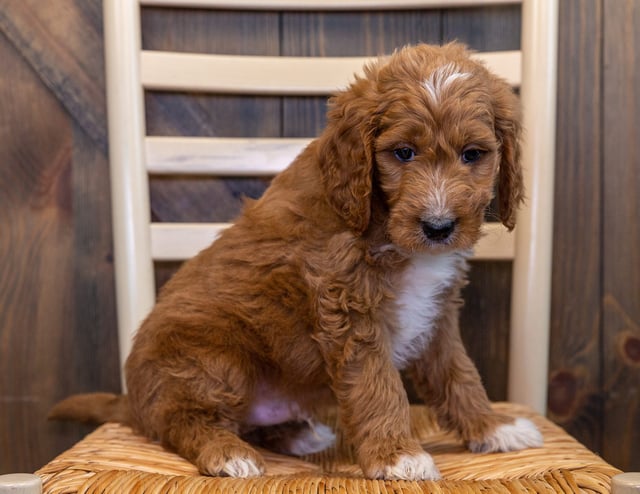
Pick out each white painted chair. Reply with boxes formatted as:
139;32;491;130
25;1;629;492
105;0;555;414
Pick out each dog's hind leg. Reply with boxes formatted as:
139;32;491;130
126;343;267;477
161;407;266;477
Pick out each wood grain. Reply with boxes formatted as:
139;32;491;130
0;0;118;474
279;11;441;139
459;262;513;401
602;0;640;472
69;122;120;391
281;10;442;56
0;0;107;153
442;4;521;50
0;27;88;473
546;0;604;455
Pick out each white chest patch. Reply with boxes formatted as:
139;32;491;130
390;252;461;368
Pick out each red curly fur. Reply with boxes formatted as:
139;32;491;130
50;43;541;480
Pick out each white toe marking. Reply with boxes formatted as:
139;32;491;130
222;457;263;478
288;422;336;456
469;418;543;453
384;452;441;481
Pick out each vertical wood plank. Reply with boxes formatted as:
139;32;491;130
281;10;442;57
602;0;640;471
460;263;513;401
69;122;121;391
442;4;521;50
546;0;603;456
0;30;77;473
44;121;121;472
141;7;279;55
0;0;118;473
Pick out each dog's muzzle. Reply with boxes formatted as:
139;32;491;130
421;218;456;242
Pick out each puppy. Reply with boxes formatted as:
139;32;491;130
51;43;542;480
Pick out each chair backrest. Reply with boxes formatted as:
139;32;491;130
103;0;557;414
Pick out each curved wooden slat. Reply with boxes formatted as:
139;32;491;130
140;0;521;10
141;51;521;95
150;222;514;262
145;136;312;175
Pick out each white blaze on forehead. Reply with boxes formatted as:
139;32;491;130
423;62;471;104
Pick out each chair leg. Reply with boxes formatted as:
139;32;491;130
0;473;42;493
612;473;640;494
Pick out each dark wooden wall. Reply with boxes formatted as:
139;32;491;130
0;0;638;475
547;0;604;457
601;0;640;469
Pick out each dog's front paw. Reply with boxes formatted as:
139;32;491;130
197;442;266;478
220;455;264;478
468;417;543;453
383;452;441;481
363;449;441;481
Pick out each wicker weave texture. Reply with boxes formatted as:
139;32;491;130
37;403;620;493
75;470;585;493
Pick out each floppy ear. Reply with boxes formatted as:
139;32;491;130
317;73;380;234
492;81;525;231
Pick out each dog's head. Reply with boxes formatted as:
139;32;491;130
318;43;523;253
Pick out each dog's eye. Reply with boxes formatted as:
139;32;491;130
461;148;485;164
393;147;416;163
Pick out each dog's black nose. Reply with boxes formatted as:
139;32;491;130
422;219;456;242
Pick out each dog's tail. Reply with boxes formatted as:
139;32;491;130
48;392;130;425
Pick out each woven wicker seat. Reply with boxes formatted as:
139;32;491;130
37;404;620;494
